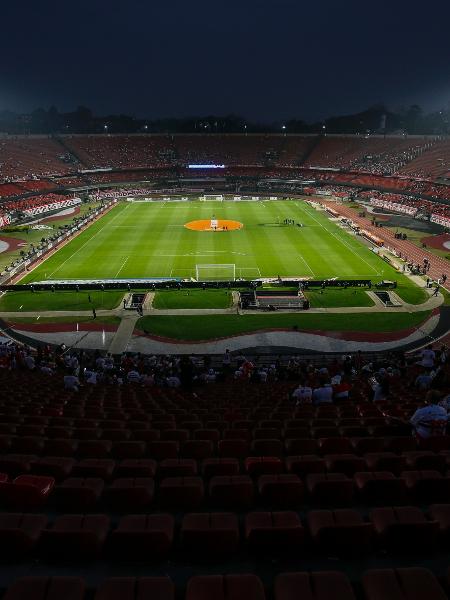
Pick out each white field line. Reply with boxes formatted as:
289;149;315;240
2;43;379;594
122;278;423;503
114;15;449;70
47;205;128;279
114;257;129;278
297;254;315;276
296;202;382;276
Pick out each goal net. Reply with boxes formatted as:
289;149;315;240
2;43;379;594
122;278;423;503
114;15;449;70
196;264;236;281
200;195;224;201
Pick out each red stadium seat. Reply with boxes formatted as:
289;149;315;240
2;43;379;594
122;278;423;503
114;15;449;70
354;472;408;506
73;459;115;479
401;470;450;503
258;474;304;508
186;574;265;600
244;457;283;477
4;576;85;600
318;438;353;455
251;439;283;457
114;459;157;478
104;478;154;512
274;571;356;600
0;454;36;477
364;452;406;475
201;458;240;478
54;478;104;511
306;473;354;506
362;568;447;600
324;454;366;477
111;441;146;459
286;455;326;477
209;475;254;510
429;504;450;539
0;513;47;559
159;477;204;509
403;451;446;472
40;514;110;560
218;439;250;458
159;458;197;478
285;439;318;455
147;441;179;460
77;440;112;458
370;507;438;552
44;438;78;457
181;512;239;557
0;475;54;510
108;514;174;561
245;511;305;553
94;577;175;600
308;509;373;555
30;457;75;480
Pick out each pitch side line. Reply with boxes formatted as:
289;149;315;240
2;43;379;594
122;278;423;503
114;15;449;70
297;254;315;276
114;257;129;278
296;202;382;276
47;204;128;279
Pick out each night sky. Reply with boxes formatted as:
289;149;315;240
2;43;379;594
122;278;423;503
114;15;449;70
2;0;450;121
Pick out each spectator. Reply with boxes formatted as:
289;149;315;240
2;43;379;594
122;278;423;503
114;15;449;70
369;369;390;402
312;378;333;405
127;369;141;384
64;369;80;391
410;391;448;440
415;368;433;391
419;344;435;369
166;372;181;388
292;380;313;404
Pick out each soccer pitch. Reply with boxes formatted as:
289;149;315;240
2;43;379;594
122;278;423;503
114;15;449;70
22;199;398;283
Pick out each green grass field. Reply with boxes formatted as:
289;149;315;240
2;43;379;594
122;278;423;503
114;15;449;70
135;311;432;341
0;199;428;315
152;289;233;310
17;200;423;282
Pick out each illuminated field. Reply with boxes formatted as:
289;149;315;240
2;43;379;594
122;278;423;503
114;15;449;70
20;200;407;282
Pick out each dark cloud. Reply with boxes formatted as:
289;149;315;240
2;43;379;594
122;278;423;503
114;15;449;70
1;0;449;120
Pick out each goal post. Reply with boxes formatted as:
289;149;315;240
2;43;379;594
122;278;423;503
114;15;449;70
200;194;224;201
195;264;236;281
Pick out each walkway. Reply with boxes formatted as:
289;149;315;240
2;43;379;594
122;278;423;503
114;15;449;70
107;313;139;355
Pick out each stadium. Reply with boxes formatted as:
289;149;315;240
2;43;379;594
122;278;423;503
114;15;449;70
1;133;450;354
2;1;450;599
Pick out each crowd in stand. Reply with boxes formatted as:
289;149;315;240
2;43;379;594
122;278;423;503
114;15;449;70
2;338;450;440
0;138;76;181
0;193;69;218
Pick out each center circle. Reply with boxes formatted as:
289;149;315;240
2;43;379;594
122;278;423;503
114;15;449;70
184;219;243;231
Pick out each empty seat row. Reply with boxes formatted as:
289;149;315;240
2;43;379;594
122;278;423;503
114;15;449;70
3;568;449;600
2;468;450;511
1;434;448;460
3;505;450;561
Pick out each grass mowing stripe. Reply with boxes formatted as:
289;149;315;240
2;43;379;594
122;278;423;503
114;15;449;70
296;202;382;276
46;204;129;279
